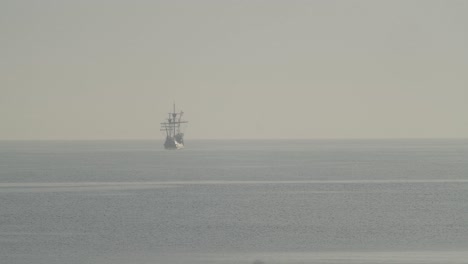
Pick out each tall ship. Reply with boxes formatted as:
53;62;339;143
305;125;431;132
160;103;188;149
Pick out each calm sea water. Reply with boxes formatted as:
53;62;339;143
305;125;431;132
1;139;467;264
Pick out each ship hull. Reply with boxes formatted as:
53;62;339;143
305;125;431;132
164;137;184;150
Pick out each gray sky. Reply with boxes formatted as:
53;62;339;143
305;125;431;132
1;0;467;140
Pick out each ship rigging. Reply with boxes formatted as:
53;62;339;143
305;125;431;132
160;103;188;149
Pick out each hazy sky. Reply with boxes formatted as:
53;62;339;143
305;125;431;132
1;0;467;140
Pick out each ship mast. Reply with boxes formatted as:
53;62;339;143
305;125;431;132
172;102;177;138
160;103;188;139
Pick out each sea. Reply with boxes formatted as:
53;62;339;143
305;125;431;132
1;139;467;264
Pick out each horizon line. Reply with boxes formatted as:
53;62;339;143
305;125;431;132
1;137;467;142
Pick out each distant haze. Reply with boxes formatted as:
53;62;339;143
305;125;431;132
1;0;467;140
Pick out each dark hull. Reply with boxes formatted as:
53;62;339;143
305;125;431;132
164;136;184;149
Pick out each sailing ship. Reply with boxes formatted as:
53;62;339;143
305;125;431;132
160;103;188;149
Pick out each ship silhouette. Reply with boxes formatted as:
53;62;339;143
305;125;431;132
160;103;188;149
